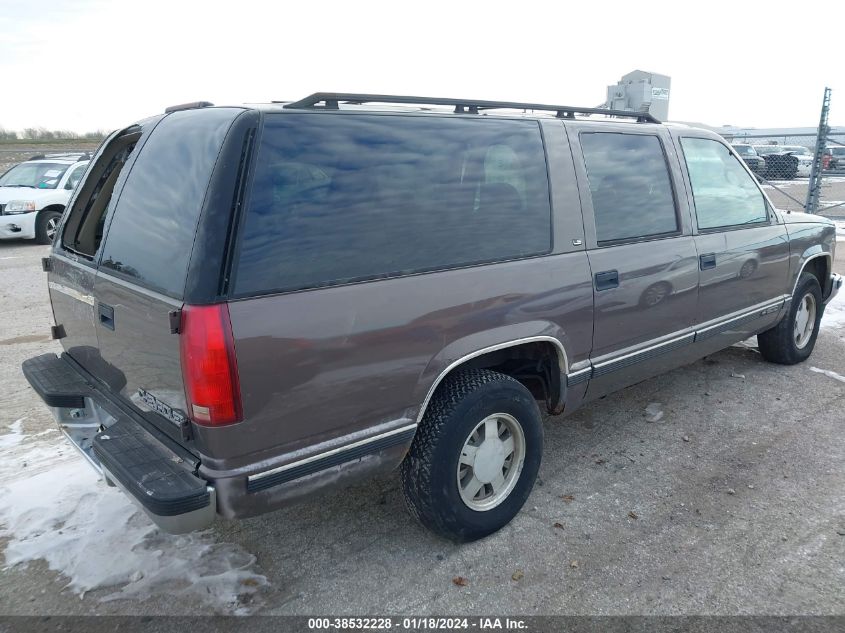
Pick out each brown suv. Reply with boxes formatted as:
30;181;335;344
22;93;842;541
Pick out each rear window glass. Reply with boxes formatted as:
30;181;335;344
233;114;551;296
99;109;238;297
580;132;678;244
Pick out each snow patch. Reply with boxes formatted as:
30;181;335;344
732;338;760;352
644;402;664;423
822;289;845;330
0;425;267;614
0;418;26;449
809;367;845;383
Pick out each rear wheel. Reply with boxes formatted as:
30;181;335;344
758;272;823;364
400;369;543;542
35;210;62;244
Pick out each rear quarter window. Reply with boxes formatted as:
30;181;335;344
99;108;240;297
233;114;552;296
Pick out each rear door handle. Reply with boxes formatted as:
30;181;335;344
700;253;717;270
98;302;115;330
595;270;619;291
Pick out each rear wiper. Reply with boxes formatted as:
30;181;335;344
1;184;35;188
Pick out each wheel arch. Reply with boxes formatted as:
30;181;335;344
37;204;66;226
794;250;832;299
39;204;66;215
413;328;571;426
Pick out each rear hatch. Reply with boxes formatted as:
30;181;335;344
49;107;246;442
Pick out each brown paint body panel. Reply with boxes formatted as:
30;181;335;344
220;252;594;469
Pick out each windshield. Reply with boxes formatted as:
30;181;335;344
0;162;70;189
754;146;785;155
782;146;811;155
732;145;755;156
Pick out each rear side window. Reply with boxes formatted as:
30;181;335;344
580;132;678;244
99;109;238;297
61;130;142;258
233;114;551;296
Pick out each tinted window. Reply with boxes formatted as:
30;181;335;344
100;109;239;297
233;114;551;295
580;132;678;244
680;137;768;230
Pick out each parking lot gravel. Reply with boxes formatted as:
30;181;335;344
0;238;843;617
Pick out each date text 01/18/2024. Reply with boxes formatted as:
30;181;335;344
307;617;528;630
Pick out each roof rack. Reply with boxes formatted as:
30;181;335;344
281;92;660;123
164;101;214;114
29;152;91;161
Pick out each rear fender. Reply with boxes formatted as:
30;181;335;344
412;321;571;424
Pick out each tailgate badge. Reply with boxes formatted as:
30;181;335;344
138;388;189;427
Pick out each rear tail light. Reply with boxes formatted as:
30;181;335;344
180;303;242;426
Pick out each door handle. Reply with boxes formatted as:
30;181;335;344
699;253;717;270
595;270;619;291
98;302;115;330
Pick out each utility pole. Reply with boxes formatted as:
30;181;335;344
806;87;831;213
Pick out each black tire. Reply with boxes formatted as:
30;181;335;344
35;210;62;245
400;368;543;542
758;272;823;365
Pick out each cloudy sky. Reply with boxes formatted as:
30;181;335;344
1;0;842;133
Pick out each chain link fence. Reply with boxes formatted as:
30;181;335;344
720;88;845;219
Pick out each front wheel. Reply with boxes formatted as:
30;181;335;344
400;369;543;542
758;272;823;364
35;210;62;245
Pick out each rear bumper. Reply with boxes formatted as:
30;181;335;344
22;353;415;530
21;353;215;533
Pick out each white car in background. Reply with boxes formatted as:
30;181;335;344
0;153;90;243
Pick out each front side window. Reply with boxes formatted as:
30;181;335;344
64;163;87;190
233;114;552;296
580;132;678;244
680;137;768;230
0;162;69;189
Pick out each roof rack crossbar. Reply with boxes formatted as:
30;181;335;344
282;92;660;123
28;152;91;161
